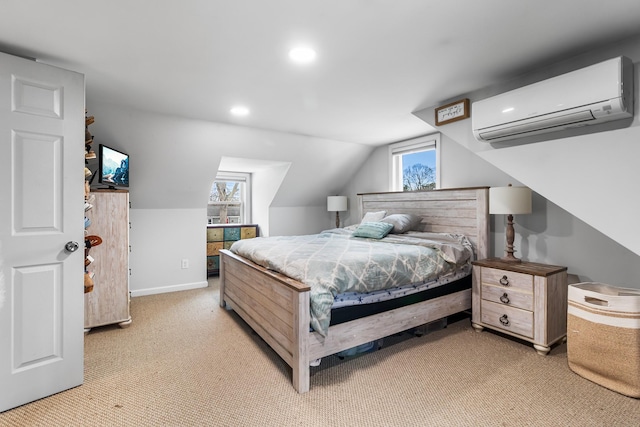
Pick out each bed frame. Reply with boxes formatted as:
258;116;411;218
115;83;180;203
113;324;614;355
219;187;489;393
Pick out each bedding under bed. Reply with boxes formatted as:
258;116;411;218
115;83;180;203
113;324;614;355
330;274;471;327
230;228;474;337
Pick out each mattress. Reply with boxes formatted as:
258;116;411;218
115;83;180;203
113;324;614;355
330;274;471;326
331;262;471;309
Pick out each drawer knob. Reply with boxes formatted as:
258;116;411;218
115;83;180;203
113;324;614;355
499;275;510;286
499;314;510;326
500;293;510;304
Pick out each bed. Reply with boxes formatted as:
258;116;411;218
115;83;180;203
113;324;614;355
219;187;489;393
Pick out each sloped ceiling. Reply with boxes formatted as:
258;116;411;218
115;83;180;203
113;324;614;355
2;1;640;145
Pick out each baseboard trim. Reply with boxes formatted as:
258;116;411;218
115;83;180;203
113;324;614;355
130;281;208;297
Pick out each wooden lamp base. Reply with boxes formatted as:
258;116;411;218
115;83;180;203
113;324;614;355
501;214;522;263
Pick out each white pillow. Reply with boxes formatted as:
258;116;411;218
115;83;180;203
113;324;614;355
381;213;422;234
360;210;386;223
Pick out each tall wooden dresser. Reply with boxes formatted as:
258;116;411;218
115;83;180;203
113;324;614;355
84;190;131;331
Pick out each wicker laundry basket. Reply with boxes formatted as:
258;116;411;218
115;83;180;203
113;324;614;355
567;282;640;398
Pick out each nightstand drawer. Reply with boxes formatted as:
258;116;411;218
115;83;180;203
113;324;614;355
482;284;534;311
481;267;533;292
481;300;533;338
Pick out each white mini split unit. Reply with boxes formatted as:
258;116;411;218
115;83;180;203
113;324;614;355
472;56;634;142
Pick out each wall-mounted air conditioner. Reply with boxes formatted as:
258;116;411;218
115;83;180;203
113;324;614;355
472;56;634;142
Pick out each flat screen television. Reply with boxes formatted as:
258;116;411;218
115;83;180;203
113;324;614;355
98;144;129;189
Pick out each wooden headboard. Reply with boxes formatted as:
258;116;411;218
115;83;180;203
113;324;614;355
358;187;490;260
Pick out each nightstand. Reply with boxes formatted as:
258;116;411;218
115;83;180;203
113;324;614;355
471;258;568;355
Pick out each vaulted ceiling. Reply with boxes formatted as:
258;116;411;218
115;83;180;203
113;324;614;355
2;1;640;145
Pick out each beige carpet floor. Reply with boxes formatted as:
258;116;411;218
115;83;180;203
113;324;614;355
1;278;638;426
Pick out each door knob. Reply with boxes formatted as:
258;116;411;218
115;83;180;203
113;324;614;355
65;241;80;253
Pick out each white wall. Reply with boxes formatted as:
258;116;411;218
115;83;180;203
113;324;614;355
251;163;290;237
129;208;207;296
86;101;373;295
269;206;329;236
340;147;389;226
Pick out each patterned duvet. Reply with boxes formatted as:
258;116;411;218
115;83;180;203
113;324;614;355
230;229;474;337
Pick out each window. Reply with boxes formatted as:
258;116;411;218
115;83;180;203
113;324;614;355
389;134;440;191
208;172;251;224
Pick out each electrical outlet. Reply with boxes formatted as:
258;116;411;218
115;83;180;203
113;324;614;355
181;258;189;269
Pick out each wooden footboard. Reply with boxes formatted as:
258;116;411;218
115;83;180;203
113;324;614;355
308;289;471;361
220;249;312;392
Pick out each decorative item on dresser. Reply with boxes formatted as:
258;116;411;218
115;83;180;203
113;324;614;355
327;196;348;228
207;224;259;276
84;189;131;333
489;184;532;263
471;258;568;355
84;110;96;293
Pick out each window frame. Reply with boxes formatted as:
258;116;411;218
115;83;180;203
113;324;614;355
388;133;441;192
209;171;252;224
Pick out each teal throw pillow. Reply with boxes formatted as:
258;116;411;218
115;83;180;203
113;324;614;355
352;221;394;239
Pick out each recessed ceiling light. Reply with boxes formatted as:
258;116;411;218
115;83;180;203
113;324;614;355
288;47;317;64
230;106;250;116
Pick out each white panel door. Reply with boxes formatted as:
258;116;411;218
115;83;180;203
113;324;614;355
0;52;85;412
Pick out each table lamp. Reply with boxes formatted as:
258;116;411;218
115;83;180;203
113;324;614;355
490;184;532;263
327;196;348;228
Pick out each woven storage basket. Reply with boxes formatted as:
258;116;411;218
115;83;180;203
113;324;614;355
567;282;640;398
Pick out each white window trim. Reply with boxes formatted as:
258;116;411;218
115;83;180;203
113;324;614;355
388;133;440;191
212;171;252;224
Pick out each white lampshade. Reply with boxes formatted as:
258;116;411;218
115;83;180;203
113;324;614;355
490;186;532;215
327;196;347;212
